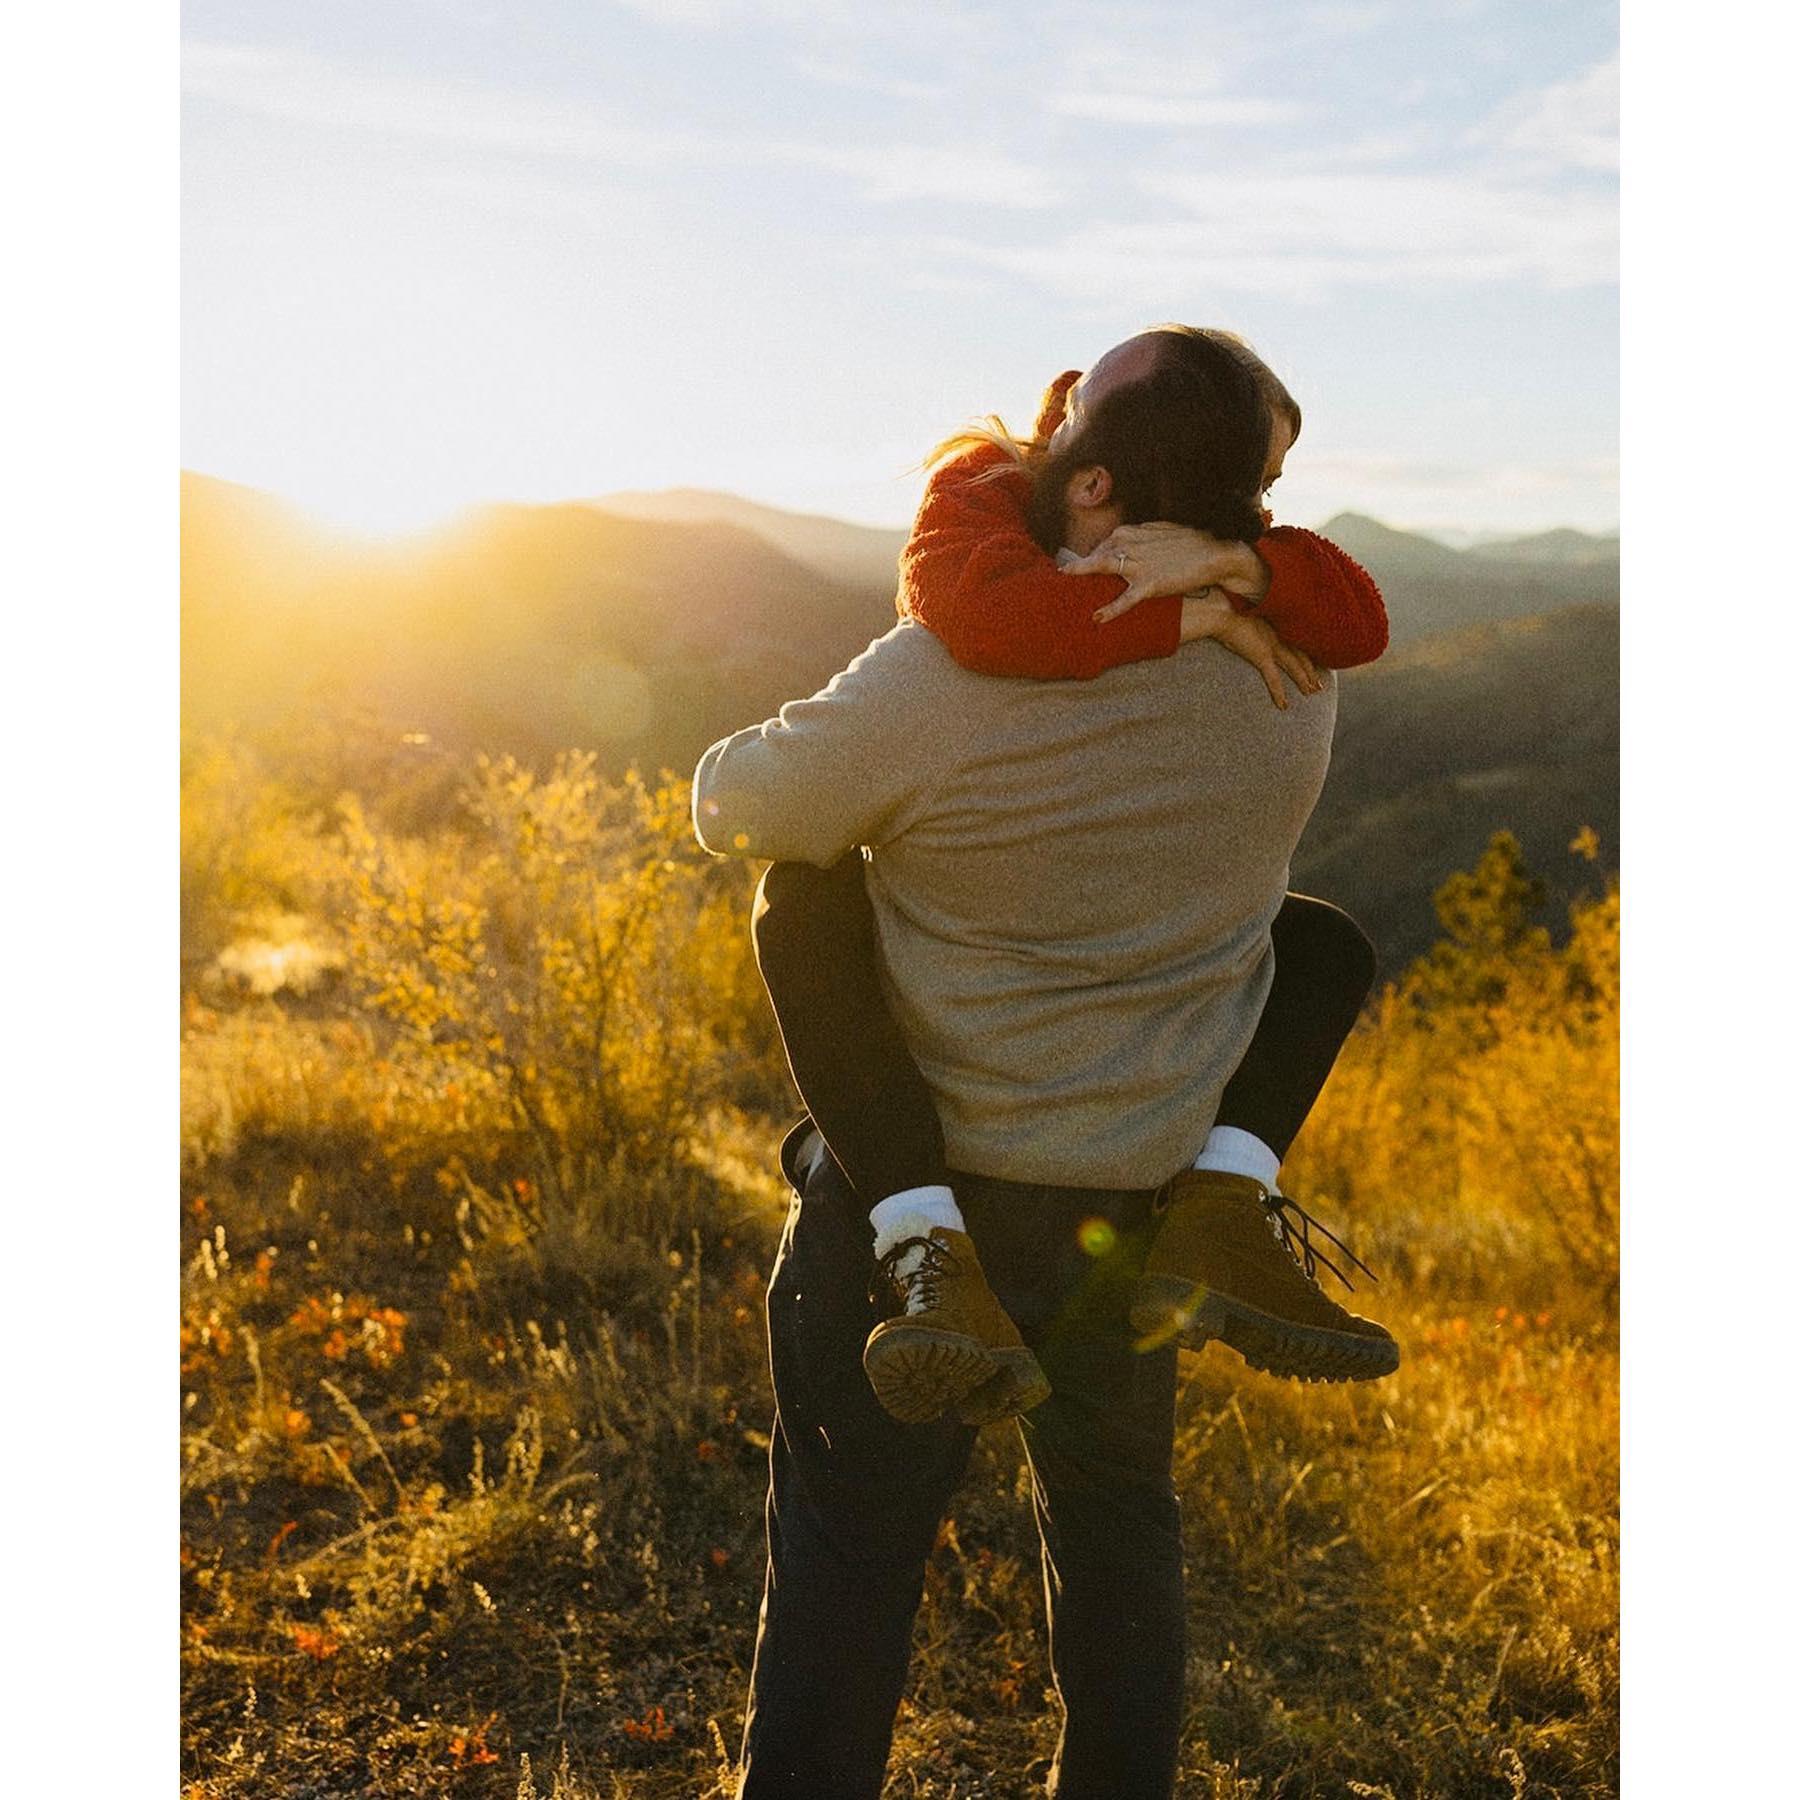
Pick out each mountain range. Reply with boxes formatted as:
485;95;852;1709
587;488;1619;650
182;473;1618;965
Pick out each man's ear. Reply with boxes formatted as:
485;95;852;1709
1067;465;1113;510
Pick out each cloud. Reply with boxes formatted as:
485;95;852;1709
1299;3;1395;36
1469;55;1619;174
1045;93;1301;128
1039;40;1299;132
788;51;941;102
790;141;1059;209
183;38;1057;211
925;163;1616;303
605;0;861;25
181;40;680;164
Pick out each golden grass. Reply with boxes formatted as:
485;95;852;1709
181;758;1617;1798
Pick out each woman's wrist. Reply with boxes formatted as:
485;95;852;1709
1177;590;1234;643
1219;542;1271;603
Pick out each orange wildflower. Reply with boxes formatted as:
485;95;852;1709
448;1717;501;1767
290;1623;341;1660
621;1705;675;1743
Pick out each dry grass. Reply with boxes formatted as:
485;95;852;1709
180;759;1617;1798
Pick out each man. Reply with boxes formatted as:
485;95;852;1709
692;331;1368;1798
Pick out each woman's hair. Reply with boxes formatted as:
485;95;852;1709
924;326;1299;550
1185;325;1301;444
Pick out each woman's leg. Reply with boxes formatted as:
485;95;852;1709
753;855;1046;1428
1213;893;1378;1159
751;853;949;1206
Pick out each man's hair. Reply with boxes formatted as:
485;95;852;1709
1023;326;1273;553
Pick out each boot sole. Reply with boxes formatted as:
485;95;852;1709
1129;1276;1399;1383
953;1348;1052;1426
863;1326;1049;1426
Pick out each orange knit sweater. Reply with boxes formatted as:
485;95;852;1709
897;370;1389;680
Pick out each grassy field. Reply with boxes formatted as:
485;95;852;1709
179;749;1618;1798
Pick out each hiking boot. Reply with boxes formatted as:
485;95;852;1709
1128;1170;1399;1382
863;1228;1051;1426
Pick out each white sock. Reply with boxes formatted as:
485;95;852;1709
1193;1126;1282;1193
869;1184;966;1282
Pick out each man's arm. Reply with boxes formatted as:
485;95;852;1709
692;622;969;867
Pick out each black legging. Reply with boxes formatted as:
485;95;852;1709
751;853;1376;1205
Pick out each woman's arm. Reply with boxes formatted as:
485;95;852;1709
898;445;1185;682
1252;528;1388;669
902;366;1388;681
1067;519;1389;671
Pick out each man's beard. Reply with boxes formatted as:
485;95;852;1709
1023;440;1083;554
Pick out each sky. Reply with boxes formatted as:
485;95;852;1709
182;1;1618;540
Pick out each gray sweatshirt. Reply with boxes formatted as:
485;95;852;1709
692;620;1336;1189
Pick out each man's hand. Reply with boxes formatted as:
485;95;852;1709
1178;592;1323;711
1064;522;1270;622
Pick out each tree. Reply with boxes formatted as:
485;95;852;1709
1407;830;1551;1013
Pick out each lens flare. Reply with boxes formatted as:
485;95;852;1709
1076;1216;1116;1257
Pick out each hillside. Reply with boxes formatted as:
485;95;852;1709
182;473;896;776
182;473;1617;967
1298;604;1619;965
593;487;908;590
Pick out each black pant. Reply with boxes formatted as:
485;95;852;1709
739;1120;1185;1800
751;853;1377;1206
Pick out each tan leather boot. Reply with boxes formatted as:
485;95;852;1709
863;1228;1051;1425
1128;1170;1399;1382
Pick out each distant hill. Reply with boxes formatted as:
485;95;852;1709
593;488;908;591
1316;512;1618;645
182;472;1616;968
1471;527;1619;566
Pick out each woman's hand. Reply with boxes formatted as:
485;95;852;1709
1178;592;1323;711
1065;522;1268;622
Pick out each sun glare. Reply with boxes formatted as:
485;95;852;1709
288;474;478;543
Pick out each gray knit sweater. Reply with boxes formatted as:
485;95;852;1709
692;620;1336;1189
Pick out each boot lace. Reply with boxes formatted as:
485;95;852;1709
1263;1193;1379;1293
869;1234;959;1317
